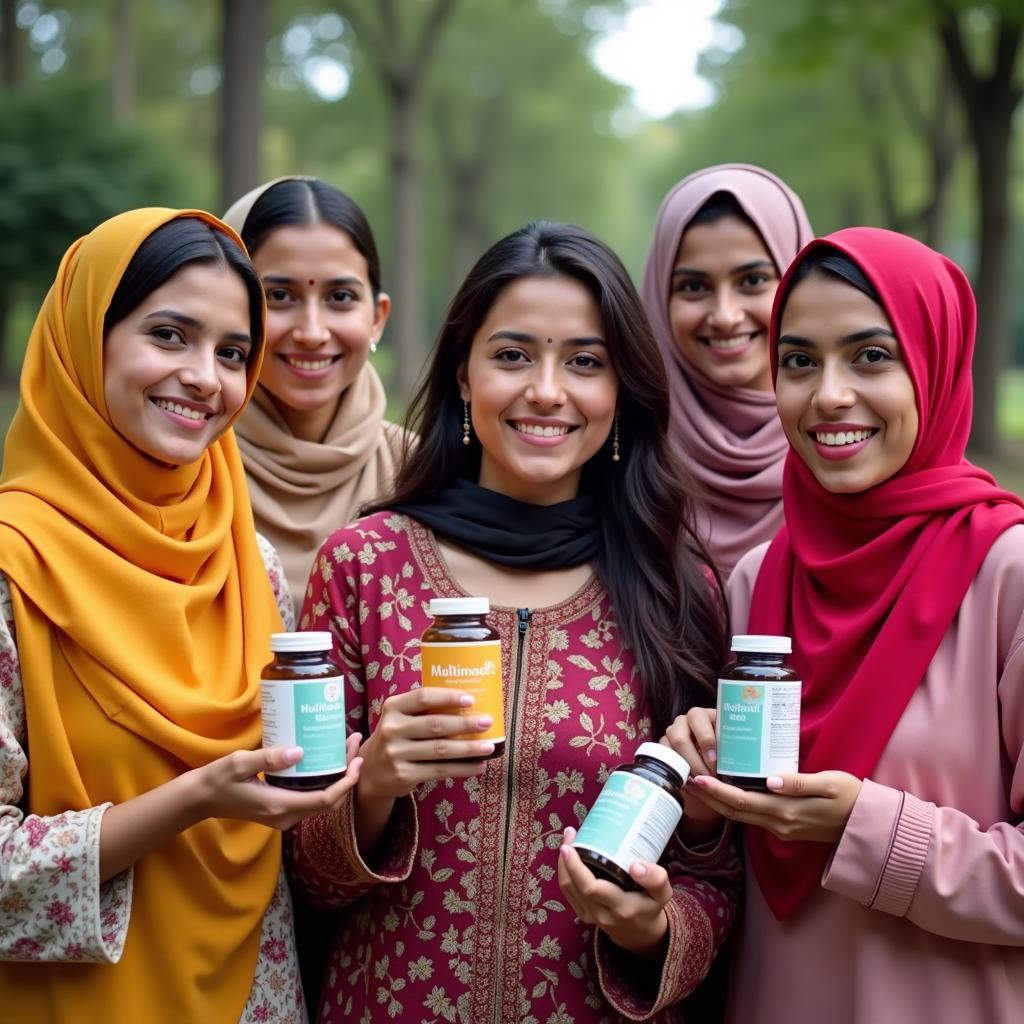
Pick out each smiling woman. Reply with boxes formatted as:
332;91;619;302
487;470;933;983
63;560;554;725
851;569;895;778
285;221;739;1023
222;177;408;618
0;209;365;1024
641;164;813;577
667;228;1024;1024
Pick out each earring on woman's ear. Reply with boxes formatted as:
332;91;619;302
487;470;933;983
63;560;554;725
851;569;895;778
612;414;620;463
369;339;378;354
462;401;472;446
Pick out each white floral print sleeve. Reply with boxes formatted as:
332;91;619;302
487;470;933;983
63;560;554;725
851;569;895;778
0;572;131;963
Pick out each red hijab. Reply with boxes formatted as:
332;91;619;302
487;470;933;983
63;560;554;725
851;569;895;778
747;227;1024;919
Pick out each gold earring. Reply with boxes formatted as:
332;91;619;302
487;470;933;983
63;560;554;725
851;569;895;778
612;414;620;463
462;401;471;446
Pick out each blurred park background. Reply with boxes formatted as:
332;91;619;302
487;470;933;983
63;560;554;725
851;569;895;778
1;0;1022;488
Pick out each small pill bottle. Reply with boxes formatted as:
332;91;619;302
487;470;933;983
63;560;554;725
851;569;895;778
420;597;504;760
260;631;347;790
716;634;800;791
572;742;690;890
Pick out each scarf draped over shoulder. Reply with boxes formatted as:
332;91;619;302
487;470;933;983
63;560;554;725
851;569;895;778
747;227;1024;919
223;176;408;612
0;208;283;1022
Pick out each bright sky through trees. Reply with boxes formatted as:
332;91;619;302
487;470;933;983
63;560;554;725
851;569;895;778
590;0;742;118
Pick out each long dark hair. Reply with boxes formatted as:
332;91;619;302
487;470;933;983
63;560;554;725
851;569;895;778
367;221;727;729
238;178;383;299
104;217;264;354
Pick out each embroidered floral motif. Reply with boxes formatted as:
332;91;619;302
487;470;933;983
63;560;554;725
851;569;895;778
291;513;740;1023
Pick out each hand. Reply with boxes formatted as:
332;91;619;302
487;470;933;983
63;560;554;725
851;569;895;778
356;687;496;802
688;771;863;843
557;826;670;959
190;734;365;831
663;708;724;836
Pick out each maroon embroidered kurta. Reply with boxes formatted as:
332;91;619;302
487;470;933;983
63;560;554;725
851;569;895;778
291;512;739;1023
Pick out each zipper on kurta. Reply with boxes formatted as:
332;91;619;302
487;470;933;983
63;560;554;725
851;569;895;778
491;607;530;1018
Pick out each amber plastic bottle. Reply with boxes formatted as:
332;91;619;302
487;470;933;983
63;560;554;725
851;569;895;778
420;597;505;760
573;743;690;891
716;635;800;792
260;631;347;790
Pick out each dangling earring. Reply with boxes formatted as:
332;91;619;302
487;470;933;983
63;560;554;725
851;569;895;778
369;339;378;354
612;414;620;463
462;401;471;446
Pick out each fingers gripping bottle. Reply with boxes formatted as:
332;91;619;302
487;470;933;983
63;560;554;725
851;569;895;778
420;597;505;760
571;743;690;890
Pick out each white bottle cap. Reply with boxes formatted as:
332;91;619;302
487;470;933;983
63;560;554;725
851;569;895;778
730;634;792;655
428;597;490;616
634;742;691;785
270;631;333;653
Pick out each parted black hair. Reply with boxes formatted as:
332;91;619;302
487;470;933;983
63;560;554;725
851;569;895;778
103;217;264;353
366;220;729;730
238;178;383;299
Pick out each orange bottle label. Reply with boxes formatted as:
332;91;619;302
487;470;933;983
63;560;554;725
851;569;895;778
420;640;504;742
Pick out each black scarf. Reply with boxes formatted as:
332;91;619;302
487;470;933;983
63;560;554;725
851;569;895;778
393;479;600;569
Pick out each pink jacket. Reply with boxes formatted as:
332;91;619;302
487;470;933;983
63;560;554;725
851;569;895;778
721;525;1024;1024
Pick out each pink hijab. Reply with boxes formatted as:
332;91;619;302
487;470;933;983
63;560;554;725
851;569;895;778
641;164;813;576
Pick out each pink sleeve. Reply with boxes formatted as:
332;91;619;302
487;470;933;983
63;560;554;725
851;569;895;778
288;529;418;908
824;634;1024;945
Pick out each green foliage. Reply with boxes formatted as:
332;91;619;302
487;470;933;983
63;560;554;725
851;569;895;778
0;82;189;297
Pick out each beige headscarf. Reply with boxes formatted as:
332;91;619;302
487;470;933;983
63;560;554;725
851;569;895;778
224;177;409;614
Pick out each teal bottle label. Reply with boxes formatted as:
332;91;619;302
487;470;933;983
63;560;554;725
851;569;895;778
572;770;682;873
261;677;347;776
716;679;800;777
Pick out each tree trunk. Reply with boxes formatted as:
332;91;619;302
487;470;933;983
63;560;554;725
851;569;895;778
918;62;958;250
448;166;482;298
218;0;265;212
390;81;427;399
969;119;1012;455
938;10;1022;456
111;0;136;123
1;0;24;378
1;0;24;90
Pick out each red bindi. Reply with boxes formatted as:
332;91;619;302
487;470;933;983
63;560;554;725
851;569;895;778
308;279;316;286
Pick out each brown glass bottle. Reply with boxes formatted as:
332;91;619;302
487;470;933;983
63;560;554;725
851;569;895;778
716;635;800;792
420;597;505;760
261;631;347;790
573;743;689;891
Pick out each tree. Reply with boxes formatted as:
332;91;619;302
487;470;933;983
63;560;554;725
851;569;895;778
330;0;458;399
111;0;135;122
2;0;25;90
937;1;1023;454
218;0;265;210
0;83;187;376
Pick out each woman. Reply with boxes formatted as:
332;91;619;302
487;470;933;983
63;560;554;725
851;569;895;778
641;164;812;576
289;222;740;1022
223;177;406;616
669;228;1024;1023
0;208;363;1023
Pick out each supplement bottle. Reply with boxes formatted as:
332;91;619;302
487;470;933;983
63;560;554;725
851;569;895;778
572;742;690;890
261;631;347;790
716;634;800;791
420;597;504;760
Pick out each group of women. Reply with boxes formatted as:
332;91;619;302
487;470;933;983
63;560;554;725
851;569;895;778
0;160;1019;1024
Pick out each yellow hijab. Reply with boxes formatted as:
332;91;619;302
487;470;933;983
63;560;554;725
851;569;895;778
0;208;283;1022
